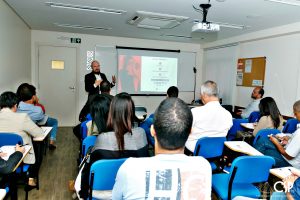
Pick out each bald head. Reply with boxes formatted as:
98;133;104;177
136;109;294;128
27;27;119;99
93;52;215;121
251;87;264;100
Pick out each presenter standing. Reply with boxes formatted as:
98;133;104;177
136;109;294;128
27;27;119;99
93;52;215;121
84;60;116;97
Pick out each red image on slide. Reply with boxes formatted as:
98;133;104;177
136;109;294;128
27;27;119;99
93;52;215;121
118;55;141;93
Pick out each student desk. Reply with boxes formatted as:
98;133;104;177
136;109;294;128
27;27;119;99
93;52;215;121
270;167;298;179
224;141;263;156
0;189;6;200
240;123;255;130
0;145;32;171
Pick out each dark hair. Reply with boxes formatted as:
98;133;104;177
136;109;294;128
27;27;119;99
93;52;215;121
0;91;19;109
90;95;111;133
167;86;179;98
100;81;111;93
16;83;36;101
259;87;264;98
153;97;193;150
259;97;281;128
107;92;135;151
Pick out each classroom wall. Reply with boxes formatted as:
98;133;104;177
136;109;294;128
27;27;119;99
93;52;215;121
0;1;31;93
203;22;300;116
31;30;202;121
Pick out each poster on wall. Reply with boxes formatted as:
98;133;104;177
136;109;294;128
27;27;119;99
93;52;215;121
236;72;243;86
86;51;94;70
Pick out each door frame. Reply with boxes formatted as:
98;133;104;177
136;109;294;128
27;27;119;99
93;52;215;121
34;43;79;126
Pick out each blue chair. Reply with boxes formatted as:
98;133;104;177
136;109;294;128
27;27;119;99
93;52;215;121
89;158;127;200
212;156;275;200
81;136;97;160
194;137;226;171
227;119;248;141
248;111;260;123
140;114;154;146
80;119;92;140
0;133;31;200
0;133;23;147
282;118;299;133
253;128;281;145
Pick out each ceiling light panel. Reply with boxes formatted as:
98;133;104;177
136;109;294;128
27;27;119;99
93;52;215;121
46;2;126;14
54;23;112;31
265;0;300;6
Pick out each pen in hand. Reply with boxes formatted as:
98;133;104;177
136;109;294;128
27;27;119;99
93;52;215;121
19;144;29;147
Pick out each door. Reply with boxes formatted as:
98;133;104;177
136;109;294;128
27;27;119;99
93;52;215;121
38;45;77;126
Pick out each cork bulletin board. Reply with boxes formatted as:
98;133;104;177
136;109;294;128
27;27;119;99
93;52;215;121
236;57;266;87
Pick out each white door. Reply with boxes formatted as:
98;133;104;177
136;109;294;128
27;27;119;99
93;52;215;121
38;45;77;126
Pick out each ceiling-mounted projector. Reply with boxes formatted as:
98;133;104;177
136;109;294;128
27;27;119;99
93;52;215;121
192;22;220;33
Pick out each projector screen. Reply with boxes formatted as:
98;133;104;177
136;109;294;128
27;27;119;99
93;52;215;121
94;46;196;95
117;48;179;95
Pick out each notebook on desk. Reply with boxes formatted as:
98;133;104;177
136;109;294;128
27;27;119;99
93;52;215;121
0;145;31;161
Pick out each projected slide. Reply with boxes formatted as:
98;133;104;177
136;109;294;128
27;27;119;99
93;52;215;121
141;56;177;92
118;55;178;94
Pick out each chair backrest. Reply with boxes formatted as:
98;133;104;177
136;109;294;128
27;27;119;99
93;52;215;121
229;156;274;184
80;119;91;140
193;137;226;158
0;133;23;147
253;128;281;145
82;136;97;159
227;119;248;141
282;118;299;133
89;158;127;192
86;113;92;121
248;111;260;123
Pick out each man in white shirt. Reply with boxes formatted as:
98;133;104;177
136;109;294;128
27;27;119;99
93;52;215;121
185;80;232;153
112;98;212;200
236;86;264;119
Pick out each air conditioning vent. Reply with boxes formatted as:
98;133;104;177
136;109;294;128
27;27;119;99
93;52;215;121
128;11;189;30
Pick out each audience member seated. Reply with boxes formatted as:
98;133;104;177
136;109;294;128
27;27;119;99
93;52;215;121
16;83;58;149
0;92;44;187
0;144;24;200
112;97;212;199
79;92;148;199
100;80;114;100
235;86;264;119
254;100;300;168
253;97;284;136
86;95;111;136
185;80;232;153
140;86;179;145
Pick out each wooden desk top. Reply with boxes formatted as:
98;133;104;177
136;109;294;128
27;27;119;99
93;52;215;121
0;189;6;200
0;145;32;171
270;167;297;179
33;126;52;141
240;123;255;130
224;141;263;156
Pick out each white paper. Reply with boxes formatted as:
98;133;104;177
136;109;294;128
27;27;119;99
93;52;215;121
236;72;243;85
245;59;252;73
252;80;262;86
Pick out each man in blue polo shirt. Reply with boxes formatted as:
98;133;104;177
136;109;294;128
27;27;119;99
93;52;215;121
16;83;58;149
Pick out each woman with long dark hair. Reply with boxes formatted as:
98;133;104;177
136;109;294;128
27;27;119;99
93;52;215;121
253;97;284;136
86;94;111;136
79;92;148;198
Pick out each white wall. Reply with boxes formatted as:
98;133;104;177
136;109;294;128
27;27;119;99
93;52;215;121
31;30;202;121
238;34;300;116
0;1;31;93
203;24;300;116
